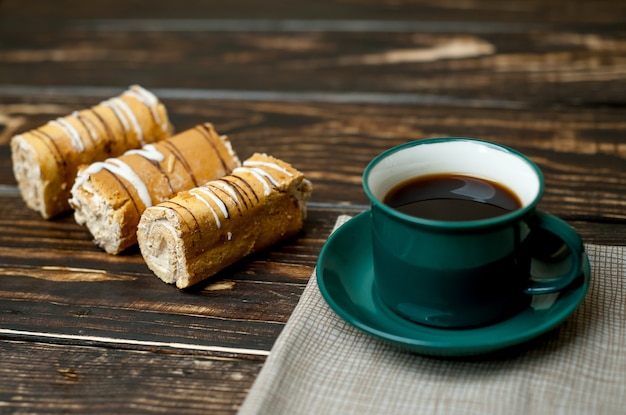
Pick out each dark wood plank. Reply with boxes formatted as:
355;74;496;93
1;0;625;23
0;339;262;414
1;24;625;107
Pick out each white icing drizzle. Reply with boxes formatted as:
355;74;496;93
196;187;229;219
49;117;84;151
123;85;169;133
72;168;89;190
101;99;129;130
211;181;240;204
189;188;221;229
250;167;279;187
112;97;144;145
233;167;272;195
243;160;293;177
80;159;153;208
126;144;165;162
73;110;98;142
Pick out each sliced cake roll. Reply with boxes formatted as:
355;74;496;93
11;85;172;219
137;153;313;289
69;123;240;255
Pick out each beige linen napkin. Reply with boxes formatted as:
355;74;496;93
238;215;626;415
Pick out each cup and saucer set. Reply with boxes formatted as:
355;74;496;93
317;138;590;357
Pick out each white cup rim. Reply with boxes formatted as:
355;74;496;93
363;138;544;229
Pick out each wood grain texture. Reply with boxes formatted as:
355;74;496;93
0;199;354;352
0;0;625;413
1;25;625;107
2;98;625;222
1;0;625;23
0;340;262;414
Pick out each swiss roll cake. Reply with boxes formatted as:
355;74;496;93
11;85;172;219
69;123;240;254
137;153;312;288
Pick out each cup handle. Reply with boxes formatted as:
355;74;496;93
523;210;584;295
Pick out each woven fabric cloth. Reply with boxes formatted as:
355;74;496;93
238;215;626;415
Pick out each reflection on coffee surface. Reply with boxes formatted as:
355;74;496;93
383;174;522;221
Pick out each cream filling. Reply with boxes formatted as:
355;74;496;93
11;136;45;214
138;207;187;287
70;177;123;254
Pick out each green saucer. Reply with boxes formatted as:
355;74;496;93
316;212;590;357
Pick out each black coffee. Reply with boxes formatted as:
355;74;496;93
383;174;522;221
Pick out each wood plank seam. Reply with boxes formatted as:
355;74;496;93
0;18;549;34
0;328;271;357
0;85;526;109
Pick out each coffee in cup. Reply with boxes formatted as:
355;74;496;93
383;173;522;221
363;138;584;328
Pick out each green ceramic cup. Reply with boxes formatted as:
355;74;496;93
363;138;585;329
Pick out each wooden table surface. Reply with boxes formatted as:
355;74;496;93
1;0;625;413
